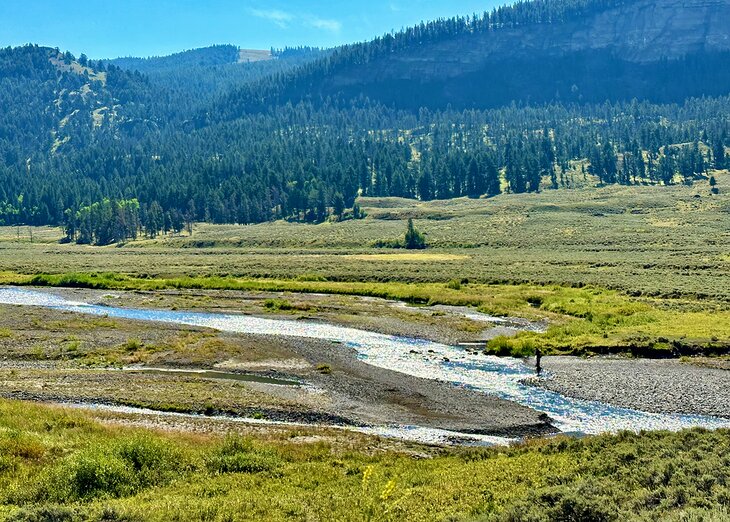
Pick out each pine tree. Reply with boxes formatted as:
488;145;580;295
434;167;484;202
404;218;426;249
332;192;345;219
658;153;676;185
714;139;726;170
418;171;434;201
466;158;484;198
484;156;501;197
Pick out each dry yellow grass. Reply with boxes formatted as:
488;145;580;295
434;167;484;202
344;253;470;261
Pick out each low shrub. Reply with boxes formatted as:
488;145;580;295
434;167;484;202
123;339;142;352
42;451;136;501
26;435;188;503
0;430;47;461
263;298;314;312
296;273;327;282
316;364;333;375
500;479;621;521
7;504;79;522
205;437;282;475
371;238;403;248
445;279;462;290
263;298;294;311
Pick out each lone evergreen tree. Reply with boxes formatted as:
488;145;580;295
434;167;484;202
714;140;727;170
352;202;365;219
710;175;719;194
404;218;426;249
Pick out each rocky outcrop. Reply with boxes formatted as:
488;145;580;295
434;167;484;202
280;0;723;112
334;0;730;85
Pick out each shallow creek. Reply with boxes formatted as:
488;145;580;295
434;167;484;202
2;287;729;444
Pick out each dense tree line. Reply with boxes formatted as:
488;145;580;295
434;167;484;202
2;95;727;230
62;198;191;245
108;45;241;73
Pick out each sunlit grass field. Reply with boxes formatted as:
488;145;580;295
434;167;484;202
1;178;728;301
1;399;730;521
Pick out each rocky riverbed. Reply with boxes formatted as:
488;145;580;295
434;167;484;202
5;286;730;443
529;356;730;418
0;288;556;440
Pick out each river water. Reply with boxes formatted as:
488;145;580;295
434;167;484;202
1;286;728;439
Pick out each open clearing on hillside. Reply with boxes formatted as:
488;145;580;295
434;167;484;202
237;49;273;62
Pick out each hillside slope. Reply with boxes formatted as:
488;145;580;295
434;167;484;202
0;45;152;157
107;45;323;114
1;0;729;231
239;0;730;110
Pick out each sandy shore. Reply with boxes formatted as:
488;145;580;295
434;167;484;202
529;356;730;418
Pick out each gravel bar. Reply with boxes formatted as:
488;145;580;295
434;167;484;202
529;356;730;418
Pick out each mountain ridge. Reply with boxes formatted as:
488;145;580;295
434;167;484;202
0;0;729;231
228;0;730;111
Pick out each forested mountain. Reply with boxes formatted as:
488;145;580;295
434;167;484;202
107;45;324;116
0;0;729;244
227;0;730;112
0;45;153;164
108;45;243;73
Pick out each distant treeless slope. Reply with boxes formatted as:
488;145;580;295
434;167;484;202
238;49;273;63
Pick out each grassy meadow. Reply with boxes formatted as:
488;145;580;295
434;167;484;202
1;399;729;521
1;179;728;300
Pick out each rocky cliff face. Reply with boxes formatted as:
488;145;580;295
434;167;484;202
568;0;730;61
318;0;730;107
334;0;730;85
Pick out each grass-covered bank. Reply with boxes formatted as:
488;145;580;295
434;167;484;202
1;399;729;521
3;271;729;357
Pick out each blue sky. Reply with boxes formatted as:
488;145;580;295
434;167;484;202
0;1;502;59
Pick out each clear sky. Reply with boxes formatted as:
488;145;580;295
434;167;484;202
0;1;502;59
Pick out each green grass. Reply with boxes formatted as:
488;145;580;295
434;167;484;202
263;298;315;313
3;272;729;355
1;399;730;521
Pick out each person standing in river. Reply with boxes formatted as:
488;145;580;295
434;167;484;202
535;348;542;376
